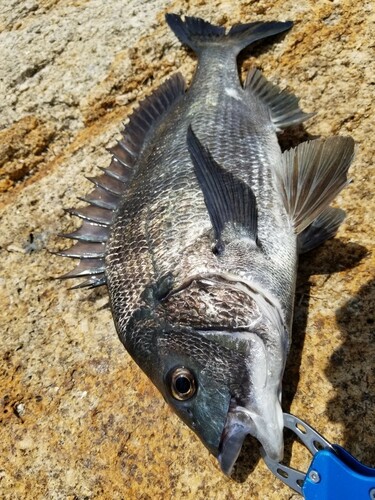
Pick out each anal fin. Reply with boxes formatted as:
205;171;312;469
298;206;346;254
245;68;314;130
187;126;257;251
278;136;355;234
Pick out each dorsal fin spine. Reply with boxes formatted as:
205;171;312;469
58;73;186;288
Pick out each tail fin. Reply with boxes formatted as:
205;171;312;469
165;14;293;55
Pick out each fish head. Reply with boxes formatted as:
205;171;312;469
163;363;232;456
140;326;233;456
123;304;287;474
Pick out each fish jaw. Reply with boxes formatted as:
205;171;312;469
218;396;284;476
211;318;286;475
197;326;286;475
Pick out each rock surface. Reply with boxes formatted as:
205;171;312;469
0;0;374;498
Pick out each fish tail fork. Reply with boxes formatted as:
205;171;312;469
166;13;293;55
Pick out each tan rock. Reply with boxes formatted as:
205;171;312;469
0;1;374;498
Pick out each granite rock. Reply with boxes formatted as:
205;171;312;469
0;0;374;498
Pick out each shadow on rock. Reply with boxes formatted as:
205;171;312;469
325;278;375;466
234;239;367;481
283;239;367;413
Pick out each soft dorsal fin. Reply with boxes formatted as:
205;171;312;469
245;68;314;130
277;136;355;234
187;126;257;250
58;73;186;288
298;206;346;254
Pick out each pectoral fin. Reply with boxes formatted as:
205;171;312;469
277;137;355;234
187;126;258;249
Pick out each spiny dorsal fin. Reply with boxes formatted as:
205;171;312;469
58;73;186;288
245;68;314;130
187;126;257;251
65;206;114;226
108;72;186;172
277;136;355;234
166;13;292;55
298;206;346;254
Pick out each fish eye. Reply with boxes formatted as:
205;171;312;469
169;367;196;401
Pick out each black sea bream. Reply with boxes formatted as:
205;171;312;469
59;14;355;474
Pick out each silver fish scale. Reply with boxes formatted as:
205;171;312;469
106;59;296;338
159;279;264;330
182;83;296;313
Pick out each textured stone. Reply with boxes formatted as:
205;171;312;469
0;0;374;498
0;116;55;191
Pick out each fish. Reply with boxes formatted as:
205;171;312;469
58;14;355;475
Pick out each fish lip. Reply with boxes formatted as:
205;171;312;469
217;402;255;476
217;404;284;476
217;416;249;476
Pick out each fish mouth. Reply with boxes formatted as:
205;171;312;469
218;404;284;476
218;411;250;476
